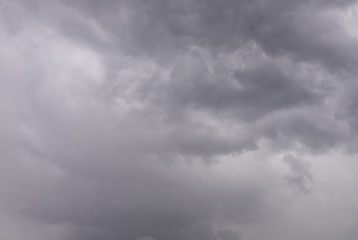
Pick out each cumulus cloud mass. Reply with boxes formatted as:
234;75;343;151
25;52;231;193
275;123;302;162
2;0;358;239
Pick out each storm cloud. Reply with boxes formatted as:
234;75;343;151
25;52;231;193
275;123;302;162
1;0;358;239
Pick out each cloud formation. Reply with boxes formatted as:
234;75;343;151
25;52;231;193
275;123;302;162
1;0;358;239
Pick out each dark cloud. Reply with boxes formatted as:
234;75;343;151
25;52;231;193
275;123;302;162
166;58;319;121
1;0;358;240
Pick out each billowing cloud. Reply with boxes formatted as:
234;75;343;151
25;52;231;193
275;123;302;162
1;0;358;240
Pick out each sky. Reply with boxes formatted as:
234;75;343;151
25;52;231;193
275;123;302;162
1;0;358;239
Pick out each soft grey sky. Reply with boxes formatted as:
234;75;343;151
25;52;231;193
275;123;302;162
1;0;358;239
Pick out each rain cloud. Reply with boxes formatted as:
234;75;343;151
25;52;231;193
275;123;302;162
1;0;358;239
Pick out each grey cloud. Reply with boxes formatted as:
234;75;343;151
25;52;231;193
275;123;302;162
245;1;358;71
7;0;356;64
45;0;358;72
0;75;273;238
136;237;156;240
2;0;358;240
262;110;346;153
167;58;319;121
216;229;242;240
282;154;314;194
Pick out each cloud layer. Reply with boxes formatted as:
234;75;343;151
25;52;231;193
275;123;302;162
1;0;358;239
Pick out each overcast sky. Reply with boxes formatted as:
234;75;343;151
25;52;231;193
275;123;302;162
1;0;358;239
